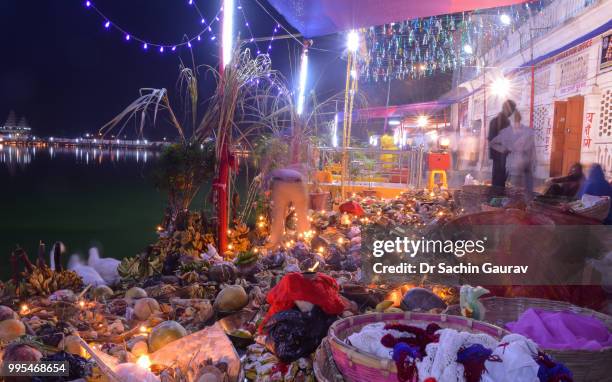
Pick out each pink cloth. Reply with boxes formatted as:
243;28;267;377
506;308;612;351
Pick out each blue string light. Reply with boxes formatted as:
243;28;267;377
82;0;221;53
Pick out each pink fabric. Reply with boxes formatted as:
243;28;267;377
506;308;612;351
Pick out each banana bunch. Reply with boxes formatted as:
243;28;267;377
178;270;200;284
234;251;258;267
23;266;83;297
182;283;215;299
146;283;178;299
178;261;209;276
117;256;162;281
228;222;250;253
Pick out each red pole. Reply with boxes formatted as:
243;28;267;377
216;4;229;254
529;65;535;129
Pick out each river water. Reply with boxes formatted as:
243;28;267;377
0;145;166;278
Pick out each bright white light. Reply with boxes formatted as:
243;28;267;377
350;69;357;79
332;114;338;147
491;77;511;97
222;0;235;67
369;135;379;146
388;120;401;126
439;137;450;148
463;44;473;54
296;49;309;115
417;115;429;128
347;30;359;52
500;14;511;25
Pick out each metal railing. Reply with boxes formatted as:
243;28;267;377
316;146;426;189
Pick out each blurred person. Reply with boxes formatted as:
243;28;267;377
266;167;310;248
489;109;536;201
577;164;612;224
544;163;584;199
488;100;516;189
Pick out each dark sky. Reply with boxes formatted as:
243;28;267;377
0;1;450;140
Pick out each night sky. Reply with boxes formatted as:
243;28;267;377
0;1;450;140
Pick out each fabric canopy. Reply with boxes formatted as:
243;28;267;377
267;0;528;37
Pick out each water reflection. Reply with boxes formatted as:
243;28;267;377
0;144;159;166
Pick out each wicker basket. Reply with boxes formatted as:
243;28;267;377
327;312;509;382
314;338;346;382
570;196;610;222
445;297;612;382
455;185;525;213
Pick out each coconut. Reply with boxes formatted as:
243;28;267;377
125;287;148;300
0;319;25;342
208;263;236;283
59;335;87;358
400;287;446;312
214;285;248;312
133;298;160;321
2;343;42;362
0;306;18;321
130;340;149;357
148;321;187;352
92;285;114;300
196;366;224;382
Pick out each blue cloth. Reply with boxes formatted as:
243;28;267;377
578;164;612;224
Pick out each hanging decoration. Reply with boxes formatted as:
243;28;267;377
359;1;550;82
83;0;221;53
82;0;284;57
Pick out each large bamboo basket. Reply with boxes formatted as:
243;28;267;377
570;196;610;222
327;312;509;382
455;185;524;213
533;196;610;222
445;297;612;382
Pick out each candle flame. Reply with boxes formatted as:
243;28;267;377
136;355;151;370
308;261;320;272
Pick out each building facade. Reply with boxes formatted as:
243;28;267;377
452;0;612;179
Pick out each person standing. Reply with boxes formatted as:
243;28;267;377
488;100;516;189
490;110;536;201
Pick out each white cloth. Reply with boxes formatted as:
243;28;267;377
481;334;540;382
349;325;541;382
417;329;499;382
347;322;419;359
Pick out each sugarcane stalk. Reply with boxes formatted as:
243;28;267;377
37;240;47;268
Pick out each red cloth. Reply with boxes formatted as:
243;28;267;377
339;201;365;216
261;272;346;331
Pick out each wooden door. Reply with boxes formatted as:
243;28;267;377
563;95;584;175
550;101;567;177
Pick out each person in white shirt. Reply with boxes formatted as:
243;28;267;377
489;110;536;201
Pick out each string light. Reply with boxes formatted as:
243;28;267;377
82;0;222;54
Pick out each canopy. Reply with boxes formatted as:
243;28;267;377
267;0;527;37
